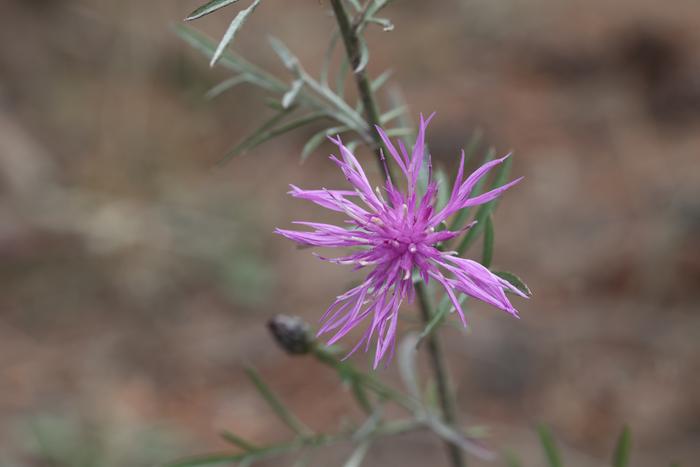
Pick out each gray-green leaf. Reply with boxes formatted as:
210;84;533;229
481;214;494;268
210;0;262;68
355;36;369;73
186;0;241;21
245;366;313;436
301;125;349;161
612;426;631;467
268;36;299;71
494;271;532;297
205;75;248;99
537;424;564;467
282;79;304;108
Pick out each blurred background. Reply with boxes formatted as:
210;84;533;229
1;0;699;466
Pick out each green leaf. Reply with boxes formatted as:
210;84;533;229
346;0;363;11
342;440;371;467
383;128;413;138
379;106;406;125
538;424;564;467
398;333;421;399
423;414;495;460
223;110;326;162
301;125;349;161
210;0;262;67
612;426;631;467
205;75;248;99
186;0;241;21
176;25;284;93
165;441;299;467
366;0;393;17
245;366;313;436
282;79;304;108
321;29;340;87
464;128;484;162
346;140;360;153
219;430;257;451
366;17;394;31
370;69;393;92
415;294;466;348
481;214;494;268
268;36;299;71
222;108;292;159
354;36;369;73
504;450;522;467
494;271;532;297
456;154;511;255
336;56;350;99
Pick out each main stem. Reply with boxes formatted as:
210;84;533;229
328;0;395;182
329;2;464;466
416;283;465;467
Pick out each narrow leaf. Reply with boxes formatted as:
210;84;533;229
612;426;631;467
538;424;564;467
336;56;350;99
245;366;313;436
301;125;349;161
481;214;494;268
504;450;522;467
367;17;394;31
268;36;299;71
398;333;421;399
166;441;299;467
223;111;326;163
220;430;257;451
223;107;293;160
210;0;262;68
176;25;284;92
282;79;304;108
494;271;532;297
342;440;371;467
354;36;369;73
456;153;512;255
321;29;340;87
370;69;393;92
379;105;406;125
366;0;392;17
349;378;373;414
205;75;248;99
186;0;241;21
346;0;362;11
415;294;466;348
423;415;495;461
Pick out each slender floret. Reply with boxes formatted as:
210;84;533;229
276;114;527;367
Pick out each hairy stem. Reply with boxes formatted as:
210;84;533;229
328;0;395;182
416;283;466;467
329;2;464;466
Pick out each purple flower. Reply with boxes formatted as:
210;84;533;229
276;113;527;367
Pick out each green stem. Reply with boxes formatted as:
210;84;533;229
416;282;466;467
329;3;464;465
329;0;395;182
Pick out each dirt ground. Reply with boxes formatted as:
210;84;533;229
1;0;699;466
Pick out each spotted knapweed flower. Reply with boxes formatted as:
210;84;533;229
276;114;527;367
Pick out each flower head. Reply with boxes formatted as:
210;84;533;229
276;113;527;367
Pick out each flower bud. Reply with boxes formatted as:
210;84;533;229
267;314;312;355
